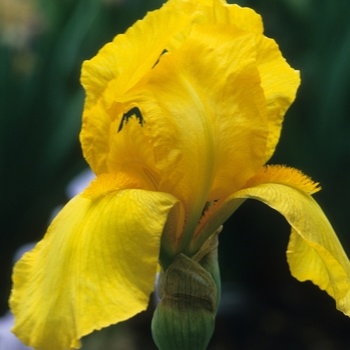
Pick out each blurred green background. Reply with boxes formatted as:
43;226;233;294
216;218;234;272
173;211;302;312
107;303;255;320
1;0;350;349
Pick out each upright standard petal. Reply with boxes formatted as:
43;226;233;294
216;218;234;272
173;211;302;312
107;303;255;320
10;174;180;350
121;24;267;253
80;1;198;174
206;1;301;162
165;0;263;52
167;0;300;162
225;166;350;316
105;117;161;191
255;38;300;161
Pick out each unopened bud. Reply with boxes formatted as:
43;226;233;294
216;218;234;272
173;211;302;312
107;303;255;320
152;232;220;350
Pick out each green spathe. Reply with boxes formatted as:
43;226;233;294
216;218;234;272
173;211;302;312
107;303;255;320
152;232;220;350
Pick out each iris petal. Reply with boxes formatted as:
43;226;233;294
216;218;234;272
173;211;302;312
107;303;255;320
230;167;350;317
106;117;161;190
256;38;300;161
10;178;179;350
80;2;197;109
167;0;300;162
210;2;301;161
193;165;350;318
123;25;267;252
80;1;198;174
236;185;350;316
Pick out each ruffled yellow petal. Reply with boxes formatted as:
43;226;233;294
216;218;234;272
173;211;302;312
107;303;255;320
231;166;350;316
152;26;267;199
207;1;301;161
165;0;263;52
255;38;300;161
204;2;301;162
80;2;198;174
81;2;197;109
10;175;180;350
192;165;350;317
198;0;263;34
105;116;161;190
123;24;267;252
167;0;300;162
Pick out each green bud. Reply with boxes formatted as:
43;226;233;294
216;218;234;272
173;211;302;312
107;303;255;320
151;231;220;350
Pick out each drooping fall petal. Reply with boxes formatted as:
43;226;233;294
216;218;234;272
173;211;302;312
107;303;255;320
10;174;180;350
221;166;350;316
192;166;319;252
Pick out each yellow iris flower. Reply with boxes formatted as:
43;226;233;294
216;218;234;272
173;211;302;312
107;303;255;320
9;0;350;349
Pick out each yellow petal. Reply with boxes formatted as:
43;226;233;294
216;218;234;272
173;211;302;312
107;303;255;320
193;165;350;317
256;38;300;161
200;1;264;34
165;1;264;52
230;166;350;316
202;1;301;162
10;175;180;350
193;165;320;252
191;165;320;253
81;2;197;109
167;0;300;162
123;24;267;252
105;116;161;190
80;2;198;174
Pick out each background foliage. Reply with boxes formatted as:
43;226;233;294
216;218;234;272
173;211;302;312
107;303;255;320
1;0;350;348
